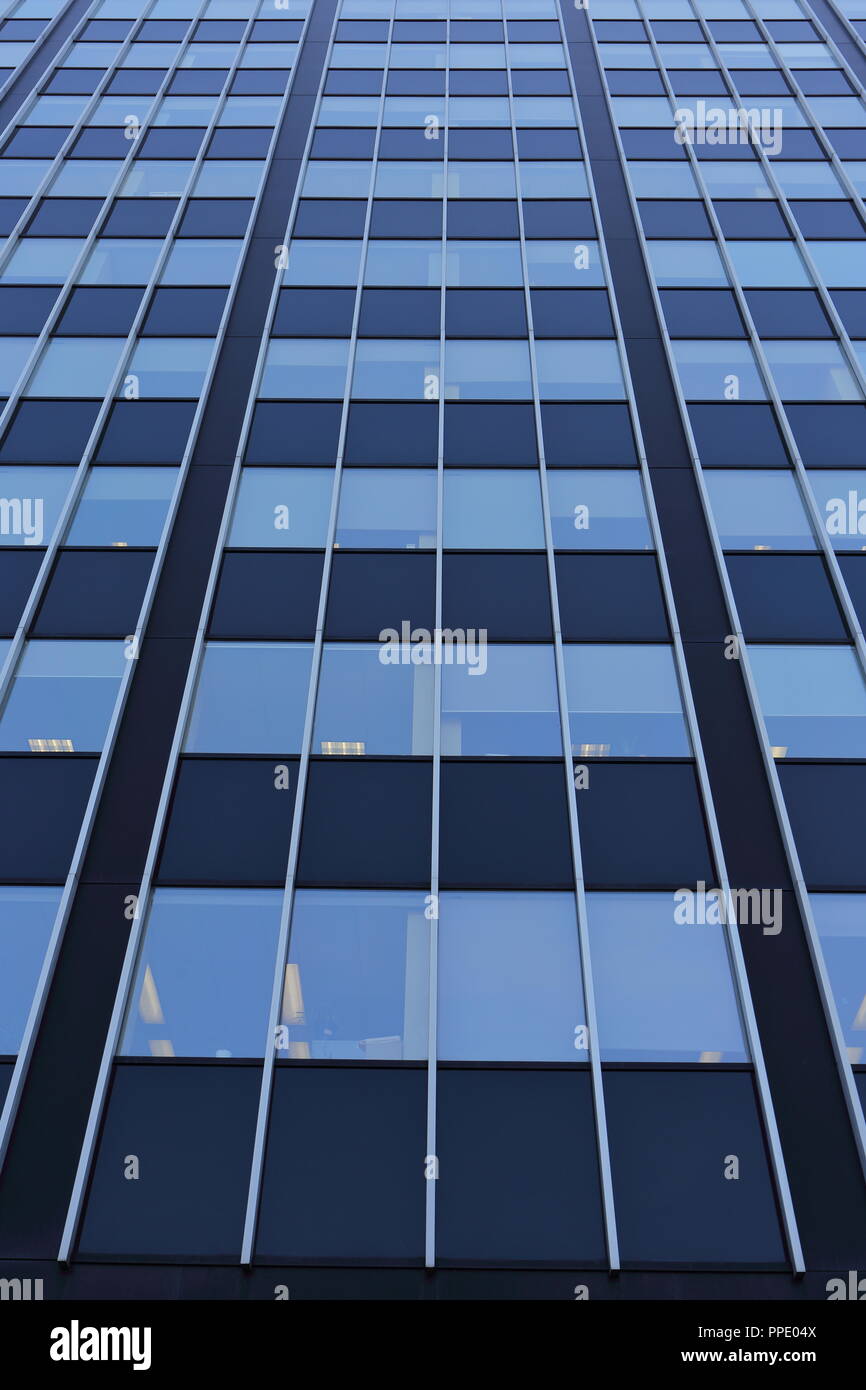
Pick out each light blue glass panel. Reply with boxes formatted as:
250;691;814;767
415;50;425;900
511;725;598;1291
23;95;89;124
443;469;545;548
177;42;236;67
627;160;700;197
303;160;374;197
49;161;122;196
526;240;605;287
352;340;440;398
697;160;773;198
613;96;674;127
63;41;124;65
26;338;126;398
750;645;866;757
806;242;866;288
0;338;36;394
716;41;774;66
0;466;76;547
513;96;576;127
0;42;30;65
449;43;506;67
727;240;811;287
122;339;214;397
441;644;561;755
79;239;162;285
771;161;847;198
219;96;283;125
778;41;835;67
364;240;442;286
547;470;652;549
807;471;866;551
0;887;61;1054
239;43;297;66
193;160;266;196
319;94;381;124
764;341;862;401
811;894;866;1057
185;642;313;753
599;42;655;67
703;469;815;548
438;892;586;1061
587;892;747;1062
0;640;126;752
335;469;437;548
445;240;523;285
446;161;514;197
228;468;333;547
283;890;429;1060
260;339;350;398
151;95;220;126
388;42;447;66
509;42;565;66
536;341;625;400
160;239;243;284
119;161;195;196
330;41;389;64
313;643;435;755
563;644;690;756
671;340;767;400
66;467;178;546
375;160;443;197
0;160;51;195
519;161;588;197
447;95;509;126
845;163;866;197
1;239;84;284
444;340;532;399
648;240;728;287
121;888;283;1059
119;41;178;66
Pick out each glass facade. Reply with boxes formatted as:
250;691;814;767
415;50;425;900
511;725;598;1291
0;0;865;1301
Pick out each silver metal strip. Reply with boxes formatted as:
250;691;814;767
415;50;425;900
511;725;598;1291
0;0;99;109
582;2;806;1272
55;2;321;1264
820;0;866;66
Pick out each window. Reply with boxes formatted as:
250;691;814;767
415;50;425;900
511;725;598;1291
443;470;545;548
698;161;772;198
228;468;333;548
444;340;532;399
26;338;127;398
763;341;862;401
79;239;162;285
335;469;436;547
303;160;374;198
0;886;62;1055
445;241;523;286
312;642;435;755
185;641;313;753
586;892;748;1061
1;239;85;284
121;888;283;1059
749;644;866;757
352;340;439;398
364;240;441;286
284;240;364;286
703;470;816;548
66;466;177;545
807;471;866;551
118;161;195;197
671;340;766;399
811;893;866;1059
260;339;350;398
727;240;811;288
160;239;243;284
0;639;126;752
526;240;605;287
441;643;561;755
0;338;37;395
193;160;266;196
535;340;625;399
282;889;429;1059
0;466;76;547
121;338;214;396
546;469;653;548
648;240;728;286
806;243;866;289
445;161;516;198
438;891;586;1060
563;643;690;755
628;160;699;196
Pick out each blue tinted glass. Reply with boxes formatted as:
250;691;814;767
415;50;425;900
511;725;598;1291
26;338;126;398
283;890;429;1059
811;893;866;1058
122;338;214;396
763;341;862;402
0;466;77;547
160;239;243;284
728;241;811;288
80;239;162;284
335;469;437;548
443;470;545;548
352;340;439;398
285;240;364;286
536;340;625;399
313;643;435;755
749;645;866;757
547;470;653;549
0;639;126;752
703;470;816;548
260;339;350;398
807;471;866;551
185;642;314;753
441;644;561;755
228;468;333;547
0;886;62;1054
444;340;532;399
445;241;522;286
66;467;178;545
0;338;37;394
671;340;766;400
122;888;283;1059
648;241;728;287
1;239;85;284
446;161;516;197
564;644;690;756
526;240;605;288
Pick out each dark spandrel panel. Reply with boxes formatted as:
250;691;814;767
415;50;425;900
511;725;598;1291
530;289;613;339
360;287;442;338
638;201;713;239
311;127;376;159
384;71;446;97
0;401;100;463
605;1071;785;1266
344;403;438;465
138;128;205;160
247;402;342;464
660;289;745;339
257;1067;426;1263
444;402;537;465
210;553;323;640
0;285;57;334
325;552;435;640
4;128;65;158
56;286;143;338
208;127;273;159
78;1064;260;1259
443;553;552;641
510;68;571;95
439;762;573;889
789;201;866;240
298;761;433;887
0;199;27;236
167;69;229;96
727;68;790;95
796;70;854;94
0;757;97;881
516;128;581;160
276;287;356;338
541;403;636;467
827;130;866;161
143;287;228;337
26;199;103;237
578;764;713;888
448;129;513;161
447;71;508;96
713;200;789;239
378;128;444;161
0;550;42;634
669;70;729;96
606;70;666;95
445;289;526;339
0;1062;12;1107
831;290;866;340
44;69;103;94
178;199;253;238
68;127;128;159
744;289;833;340
840;557;866;632
436;1068;604;1265
688;403;789;468
786;405;866;468
369;199;442;239
446;200;519;238
780;764;866;889
555;555;668;641
101;198;178;237
158;759;299;886
522;200;596;240
293;199;367;238
727;555;849;643
33;551;154;639
325;69;383;95
230;70;289;96
97;402;196;464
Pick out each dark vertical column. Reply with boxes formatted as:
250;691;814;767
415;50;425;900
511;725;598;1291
0;0;94;129
0;0;340;1259
808;0;866;86
560;3;866;1266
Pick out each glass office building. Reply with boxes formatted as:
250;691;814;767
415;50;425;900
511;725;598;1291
1;0;866;1301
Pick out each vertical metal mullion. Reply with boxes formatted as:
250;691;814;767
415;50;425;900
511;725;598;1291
0;0;99;107
425;6;448;1273
588;0;861;1232
816;0;866;68
238;0;398;1268
503;2;620;1273
54;0;324;1264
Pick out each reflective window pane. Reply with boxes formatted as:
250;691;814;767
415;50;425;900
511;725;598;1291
563;644;691;756
185;642;314;754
